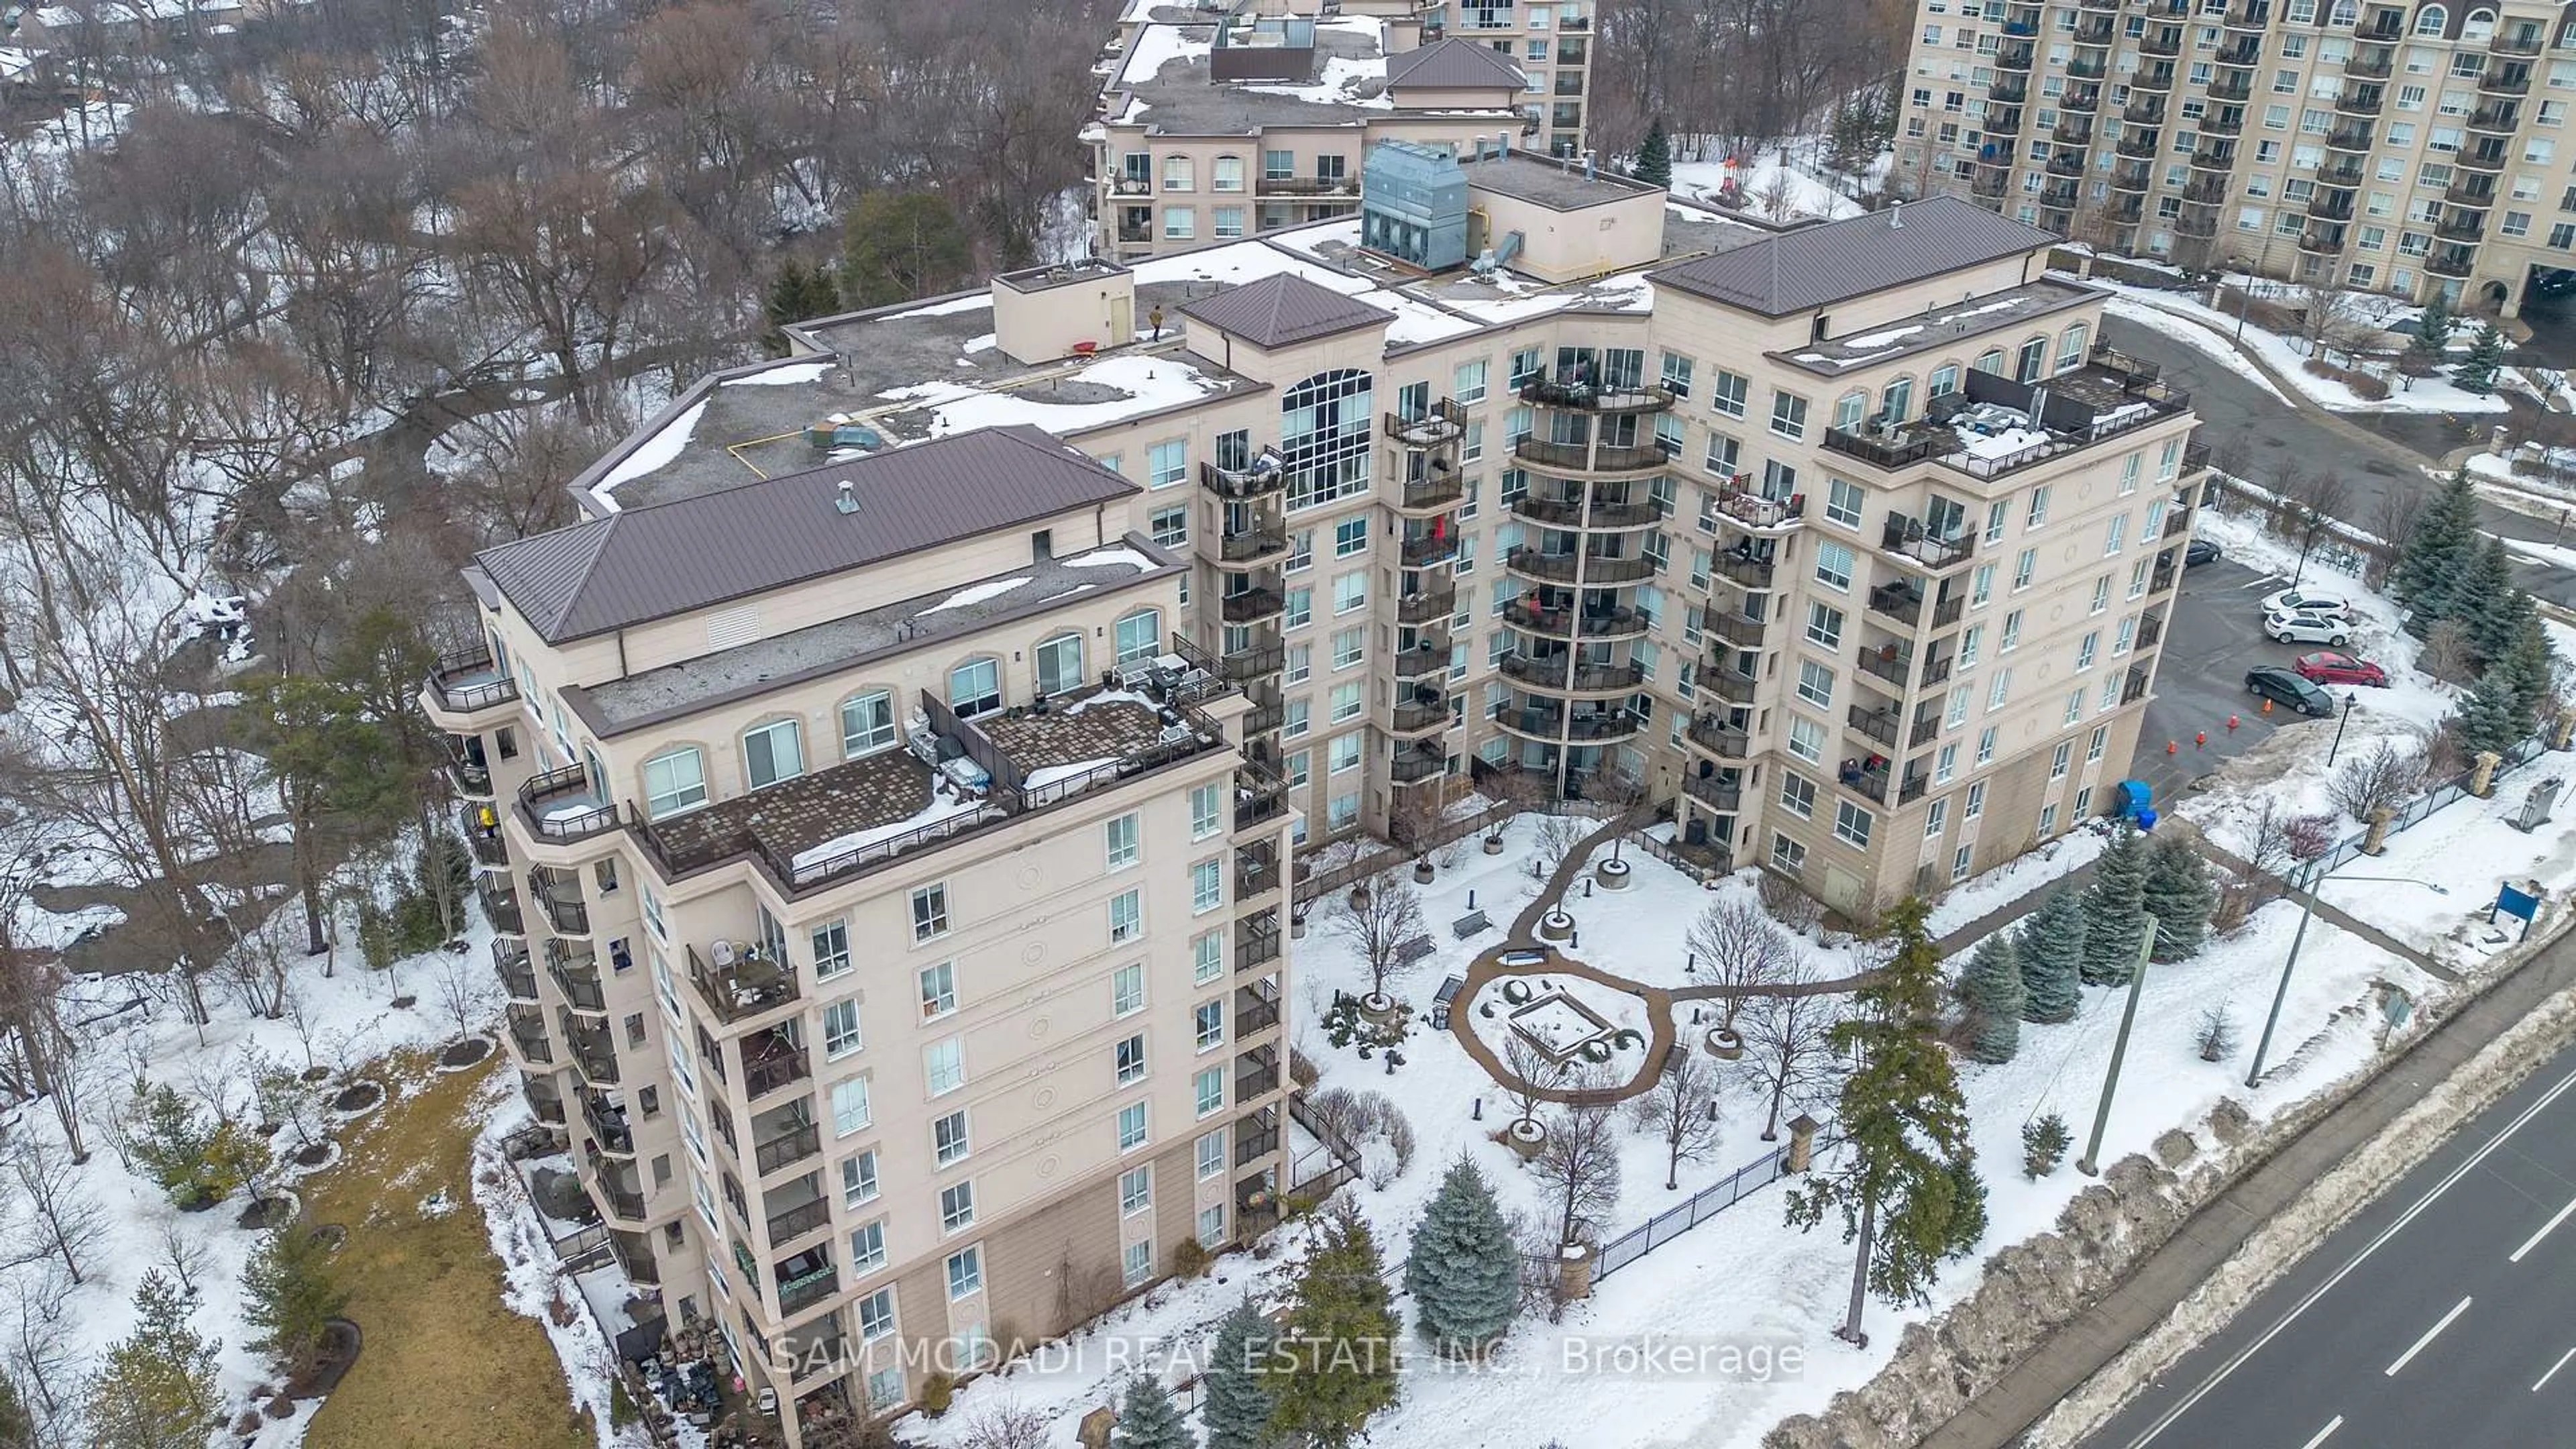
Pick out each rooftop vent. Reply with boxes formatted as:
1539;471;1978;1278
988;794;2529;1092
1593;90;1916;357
835;480;860;515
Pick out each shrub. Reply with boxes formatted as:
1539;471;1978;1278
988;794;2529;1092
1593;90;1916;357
1172;1236;1214;1279
919;1370;955;1417
129;1083;272;1209
2021;1113;2072;1180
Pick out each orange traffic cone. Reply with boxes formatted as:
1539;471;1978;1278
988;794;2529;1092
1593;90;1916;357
2166;740;2178;754
2227;714;2240;732
2261;697;2273;714
2195;731;2208;749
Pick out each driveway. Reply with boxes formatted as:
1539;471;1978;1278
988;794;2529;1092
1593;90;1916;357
2135;555;2294;808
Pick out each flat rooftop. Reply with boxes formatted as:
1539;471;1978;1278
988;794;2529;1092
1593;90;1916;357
1773;278;2100;376
1454;150;1661;211
570;540;1176;737
1108;16;1419;133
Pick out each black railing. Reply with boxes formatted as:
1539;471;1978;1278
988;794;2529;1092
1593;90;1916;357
427;646;518;714
767;1197;832;1246
755;1124;822;1176
519;765;618;843
688;943;803;1025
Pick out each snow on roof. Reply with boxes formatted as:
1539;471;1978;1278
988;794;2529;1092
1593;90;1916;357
877;352;1232;439
1115;21;1210;91
596;397;706;502
1129;237;1379;295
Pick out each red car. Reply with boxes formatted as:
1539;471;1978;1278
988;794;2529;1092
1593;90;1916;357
2295;650;2387;686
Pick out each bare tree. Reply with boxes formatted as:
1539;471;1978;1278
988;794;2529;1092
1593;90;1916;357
957;1403;1051;1449
219;900;299;1021
1533;1081;1622;1249
2296;281;2373;360
1529;812;1585;878
1756;170;1801;221
2277;466;2353;585
155;1219;214;1302
1499;1032;1568;1131
1686;897;1792;1032
2420;619;2479;685
1629;1053;1725;1191
1329;871;1428;1009
3;1258;79;1427
1;1132;105;1285
1737;960;1844;1141
2328;738;2429;822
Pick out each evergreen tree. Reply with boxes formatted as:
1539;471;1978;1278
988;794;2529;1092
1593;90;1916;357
1959;934;2023;1065
2406;292;2452;372
2454;669;2528;758
86;1271;219;1449
1633;116;1674;189
2140;835;2216;963
0;1374;30;1449
2500;610;2559;727
841;190;975;308
1785;898;1980;1340
1112;1373;1195;1449
1201;1297;1281;1449
2393;471;2481;633
244;1224;348;1373
1403;1157;1520;1356
2081;828;2150;986
2015;888;2086;1024
763;259;842;356
2457;322;2507;395
2459;541;2522;665
1268;1203;1399;1448
1824;97;1865;174
2021;1113;2072;1179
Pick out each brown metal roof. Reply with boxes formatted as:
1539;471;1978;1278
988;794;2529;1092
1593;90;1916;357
1384;36;1525;91
1652;196;2053;318
1178;273;1393;350
476;426;1137;643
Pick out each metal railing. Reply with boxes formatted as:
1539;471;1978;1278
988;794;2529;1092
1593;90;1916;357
427;646;518;714
519;765;619;843
1594;1128;1839;1280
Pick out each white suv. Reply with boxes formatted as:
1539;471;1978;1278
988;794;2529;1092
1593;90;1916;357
2266;609;2352;646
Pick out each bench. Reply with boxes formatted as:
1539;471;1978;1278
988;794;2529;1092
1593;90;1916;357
1451;908;1491;940
1430;974;1466;1029
1392;934;1437;969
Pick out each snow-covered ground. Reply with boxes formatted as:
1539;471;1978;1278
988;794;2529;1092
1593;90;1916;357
2080;276;2510;415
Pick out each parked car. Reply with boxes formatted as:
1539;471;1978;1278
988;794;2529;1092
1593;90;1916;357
2267;610;2353;645
2259;588;2353;620
2245;665;2338;716
2296;649;2388;686
2185;538;2223;567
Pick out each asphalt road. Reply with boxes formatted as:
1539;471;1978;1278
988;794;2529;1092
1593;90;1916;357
2100;318;2576;612
2086;1032;2576;1449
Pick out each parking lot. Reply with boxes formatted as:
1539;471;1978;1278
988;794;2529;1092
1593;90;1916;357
2136;553;2371;807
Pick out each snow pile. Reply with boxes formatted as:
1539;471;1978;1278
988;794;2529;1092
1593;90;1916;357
922;576;1032;614
596;398;708;499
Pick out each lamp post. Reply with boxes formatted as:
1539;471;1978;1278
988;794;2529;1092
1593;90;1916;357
2077;913;2160;1177
2228;259;2253;341
2247;857;2324;1088
2326;692;2359;767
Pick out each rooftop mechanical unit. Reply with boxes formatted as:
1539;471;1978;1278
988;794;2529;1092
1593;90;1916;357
1360;140;1468;272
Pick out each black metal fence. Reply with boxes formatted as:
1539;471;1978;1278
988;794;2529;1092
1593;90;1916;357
1593;1128;1837;1281
2299;730;2551;877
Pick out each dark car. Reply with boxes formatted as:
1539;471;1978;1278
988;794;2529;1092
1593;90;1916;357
2185;538;2223;567
2246;665;2337;717
2296;649;2388;687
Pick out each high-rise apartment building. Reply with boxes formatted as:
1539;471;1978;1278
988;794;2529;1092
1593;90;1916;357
1089;0;1599;260
1896;0;2576;315
430;146;2204;1441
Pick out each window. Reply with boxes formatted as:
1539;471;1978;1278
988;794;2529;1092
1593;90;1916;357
1118;1101;1149;1150
2000;610;2024;653
1213;154;1244;192
1972;563;1995;607
831;1078;872;1137
934;1110;970;1167
840;691;896;758
1945;686;1970;729
2104;513;2130;555
1195;1065;1226;1116
1163;154;1193;191
1711;369;1750;417
1333;571;1367;614
2063;688;2085;726
2088;724;2110;763
1772;833;1807;873
1769;390;1809;440
1328;792;1360;831
2025;486;2051;529
946;1246;983;1300
1116;608;1163;664
823;1000;862;1059
1797;659;1835;708
949;658;1002;716
1788;716;1827;763
1926;798;1948;839
925;1038;965;1097
1976;727;1998;766
1987;669;2012;710
1162;207;1193;240
1936;743;1958;784
912;884;950;942
1780;771;1817;818
2076;631;2099;671
1965;780;1987;819
1114;1033;1148;1087
920;962;957;1020
857;1284;895;1338
1284;643;1311;686
1192;859;1224;913
1957;625;1983;670
2056;323;2090;372
1328;732;1362;773
1110;888;1142;943
1190;782;1223;840
1124;1238;1155;1288
1113;962;1145;1018
1105;813;1140;871
1660;352;1694;398
1121;1164;1153;1216
1283;698;1310;739
1826;478;1866;529
1814;541;1856;591
1806;602;1845;649
1147;439;1187;490
1332;627;1365;669
841;1149;879;1207
1456;358;1489;404
1194;932;1222;985
1334;516;1369;556
643;748;707;818
2094;575;2115;614
1195;999;1226;1051
812;922;851;980
1833;800;1873;849
1197;1130;1226;1180
2013;547;2037;590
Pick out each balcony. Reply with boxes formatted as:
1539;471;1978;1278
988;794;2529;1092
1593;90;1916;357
2212;40;2261;68
1511;492;1661;531
443;741;494;804
2334;86;2383;115
2073;17;2113;44
581;1093;634;1157
505;1006;552;1064
2136;611;2167;651
493;941;539;1001
2345;49;2392;80
545;939;606;1014
1505;547;1654;585
1236;760;1289;830
1385;399;1465;451
2150;559;2179;595
1200;456;1286;500
1236;1044;1281;1101
529;866;590;936
1399;531;1457;567
1971;167;2010;199
1238;914;1283;974
1701;609;1768;648
2189;146;2236;172
1708;486;1807;535
2121;666;2153;706
688;941;802;1025
1990;76;2028;105
1218;525;1289;566
1504;598;1647;640
2131;65;2176;92
767;1195;833;1253
2045;152;2086;178
2174;213;2220;238
1898;770;1931;805
1236;837;1281;899
1879;515;1973;571
1866;580;1928;627
1389;741;1447;784
2323;126;2373;152
476;878;524;936
1395;580;1457;624
426;646;518;717
1682;773;1742;813
2458;147;2509;174
1699;663;1759;706
1220;584;1285;624
1236;984;1283;1042
2196;113;2243;138
1711;551;1776;590
2436;213;2483;242
2183;174;2231;204
2300;225;2347;256
588;1172;646;1224
2491;30;2545;56
755;1123;822;1176
1497;704;1642;743
2479;64;2530;96
2206;75;2252;103
1390;637;1449;680
1516;377;1675;415
1389;696;1450;736
777;1257;839;1318
1854;644;1927;692
519;765;617;844
2468;103;2520;134
2428;250;2475;278
1218;641;1284;682
2121;99;2165;125
1839;760;1892;805
1515;436;1672;478
2113;132;2160;161
1499;655;1646;696
2309;193;2355;222
1995;43;2034;71
1236;1105;1281;1165
1686;714;1752;759
2138;30;2180;57
743;1026;812;1100
1397;468;1467;513
561;1011;619;1084
2222;0;2269;28
1847;704;1900;750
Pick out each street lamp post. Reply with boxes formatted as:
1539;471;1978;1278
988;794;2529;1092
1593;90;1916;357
2326;692;2359;766
2247;857;2324;1088
2076;914;2161;1177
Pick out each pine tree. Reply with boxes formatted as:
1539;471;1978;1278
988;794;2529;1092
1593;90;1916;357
2393;471;2481;633
0;1373;30;1449
1113;1373;1195;1449
1268;1203;1399;1448
2015;888;2086;1024
86;1271;219;1449
2500;610;2558;727
2021;1113;2072;1179
2140;835;2216;963
244;1224;348;1373
2454;669;2528;758
2459;541;2521;665
1824;97;1864;174
1959;934;2023;1064
1785;898;1980;1340
1201;1297;1281;1449
841;190;975;308
764;259;842;356
2457;322;2507;395
1634;116;1673;189
2406;292;2452;372
2081;827;2150;986
1403;1158;1520;1356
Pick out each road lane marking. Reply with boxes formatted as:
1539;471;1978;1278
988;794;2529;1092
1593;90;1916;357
2119;1065;2576;1447
2384;1296;2473;1377
2298;1417;2344;1449
2508;1193;2576;1263
2535;1346;2576;1393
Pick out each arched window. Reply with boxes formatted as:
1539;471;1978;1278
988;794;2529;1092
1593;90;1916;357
1279;368;1375;511
1212;155;1245;193
743;718;804;790
1114;607;1163;665
1831;390;1868;432
2414;3;2447;36
839;689;896;758
1034;631;1085;697
1973;348;2006;375
1162;154;1194;191
2328;0;2359;25
1880;375;1916;423
1929;363;1962;398
2056;321;2092;372
949;657;1002;717
2014;335;2050;382
2461;7;2495;42
641;747;707;819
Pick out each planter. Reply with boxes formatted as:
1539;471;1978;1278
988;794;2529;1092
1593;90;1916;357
1500;978;1534;1006
438;1035;494;1071
1595;857;1632;891
1705;1027;1745;1061
1413;860;1436;885
1359;994;1400;1025
1484;834;1506;855
1291;916;1308;941
1536;910;1574;943
1505;1116;1548;1159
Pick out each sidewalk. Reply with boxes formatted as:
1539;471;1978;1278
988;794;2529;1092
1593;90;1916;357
1918;902;2576;1448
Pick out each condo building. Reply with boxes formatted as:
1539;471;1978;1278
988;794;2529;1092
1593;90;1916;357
1089;0;1599;260
1897;0;2576;314
427;144;2205;1440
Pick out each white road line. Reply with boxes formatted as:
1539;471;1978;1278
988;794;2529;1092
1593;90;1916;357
2535;1345;2576;1393
2508;1193;2576;1263
2384;1296;2473;1377
2298;1417;2345;1449
2120;1064;2576;1448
